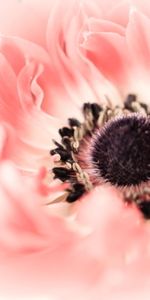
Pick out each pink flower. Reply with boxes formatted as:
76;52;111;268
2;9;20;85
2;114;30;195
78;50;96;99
0;0;150;299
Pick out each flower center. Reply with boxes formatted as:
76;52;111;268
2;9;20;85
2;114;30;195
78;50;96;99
50;94;150;219
91;114;150;186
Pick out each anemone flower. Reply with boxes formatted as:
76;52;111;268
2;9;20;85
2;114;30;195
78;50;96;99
1;0;150;299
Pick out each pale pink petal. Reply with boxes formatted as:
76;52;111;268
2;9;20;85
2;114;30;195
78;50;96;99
45;0;123;117
0;53;21;127
73;186;150;296
92;0;125;16
0;123;49;173
0;0;53;48
0;35;25;75
107;0;130;27
86;18;125;35
0;36;78;120
17;60;62;148
132;0;150;18
0;182;150;299
65;8;122;105
46;0;102;119
0;1;150;299
126;10;150;72
0;36;62;171
0;161;77;255
0;35;51;67
0;162;82;299
81;31;131;94
126;10;150;102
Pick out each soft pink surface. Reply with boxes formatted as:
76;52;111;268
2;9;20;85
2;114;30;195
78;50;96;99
0;168;150;299
0;0;150;299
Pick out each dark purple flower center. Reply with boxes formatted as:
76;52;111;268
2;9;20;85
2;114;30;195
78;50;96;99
91;114;150;186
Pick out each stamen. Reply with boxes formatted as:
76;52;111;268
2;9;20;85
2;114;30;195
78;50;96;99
52;167;73;182
68;118;81;127
124;94;137;111
91;103;103;122
137;201;150;220
59;127;74;138
66;183;86;203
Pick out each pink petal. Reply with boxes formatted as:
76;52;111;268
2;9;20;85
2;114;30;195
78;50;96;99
73;187;150;294
17;60;61;149
46;0;102;119
45;0;123;116
132;0;150;18
0;182;150;299
0;36;62;171
107;0;130;27
92;0;124;16
0;123;49;173
87;18;125;35
81;31;131;94
0;53;21;127
0;0;53;48
126;10;150;101
0;36;77;120
65;7;122;105
0;161;77;254
0;35;51;66
126;10;150;71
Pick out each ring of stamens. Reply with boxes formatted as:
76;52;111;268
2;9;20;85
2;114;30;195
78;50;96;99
50;94;150;218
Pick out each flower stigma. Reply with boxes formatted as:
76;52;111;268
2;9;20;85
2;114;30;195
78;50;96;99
50;94;150;219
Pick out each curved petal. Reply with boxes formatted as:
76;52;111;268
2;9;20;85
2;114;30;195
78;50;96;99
0;35;75;119
86;18;125;35
81;31;131;94
17;60;62;149
65;9;123;105
0;46;62;171
46;0;102;120
0;35;51;66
